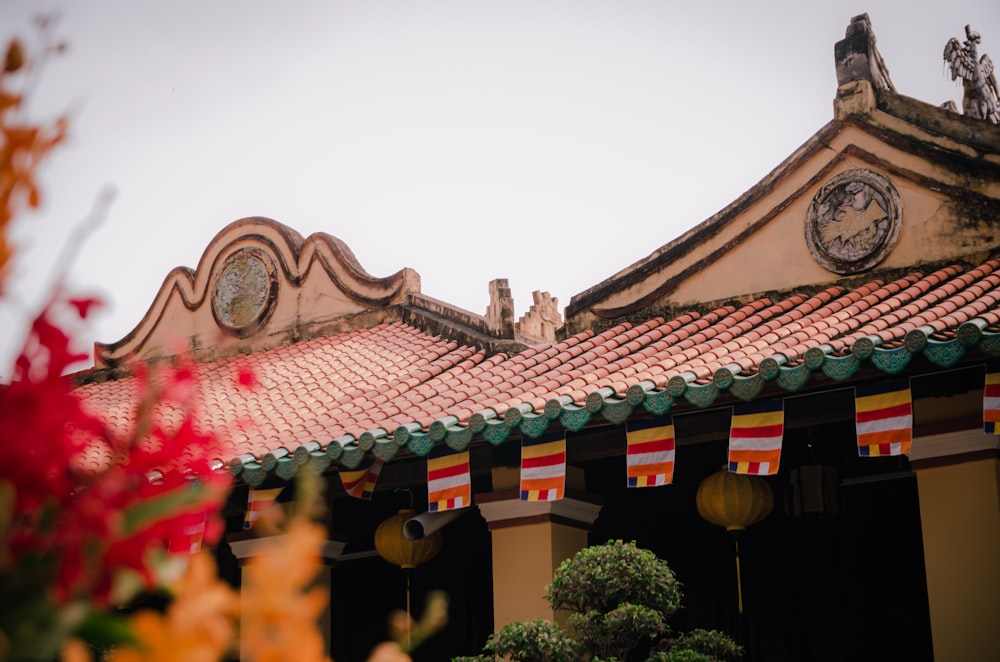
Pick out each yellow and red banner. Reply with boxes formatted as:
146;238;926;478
984;363;1000;434
855;378;911;456
728;399;783;475
243;486;283;530
427;450;471;512
520;432;566;501
340;459;384;500
626;417;675;487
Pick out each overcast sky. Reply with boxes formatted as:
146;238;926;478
0;1;997;379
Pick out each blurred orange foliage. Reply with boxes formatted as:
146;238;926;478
0;20;68;289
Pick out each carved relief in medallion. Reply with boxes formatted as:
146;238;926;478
805;169;901;274
211;248;278;335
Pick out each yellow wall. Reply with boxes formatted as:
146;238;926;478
916;458;1000;661
490;521;589;629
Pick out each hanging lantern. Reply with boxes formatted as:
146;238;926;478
696;468;774;531
696;468;774;615
375;509;443;569
375;508;444;648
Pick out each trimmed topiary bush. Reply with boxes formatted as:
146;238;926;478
454;540;740;662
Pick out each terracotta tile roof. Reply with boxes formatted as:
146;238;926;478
75;259;1000;484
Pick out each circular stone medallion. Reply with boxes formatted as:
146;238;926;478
211;248;277;334
805;169;901;275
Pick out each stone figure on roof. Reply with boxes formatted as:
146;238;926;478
944;25;999;124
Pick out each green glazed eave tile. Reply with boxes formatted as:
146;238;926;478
600;398;633;425
229;455;252;476
683;382;719;409
776;363;811;392
275;457;298;481
642;389;674;415
241;463;268;488
504;404;533;428
467;409;496;434
544;396;574;419
293;443;321;465
392;425;412;448
712;367;735;391
923;338;965;368
870;346;911;375
358;429;388;452
821;353;860;381
957;320;986;346
373;439;400;461
483;419;511;446
559;404;592;432
586;388;615;413
904;329;929;353
429;417;459;442
339;445;365;469
626;381;655;406
519;412;552;439
326;436;354;462
803;345;831;369
446;425;473;451
729;373;764;401
261;449;288;472
407;431;435;457
758;355;787;381
979;331;1000;357
307;451;332;475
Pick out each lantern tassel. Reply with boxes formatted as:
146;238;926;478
405;568;413;649
734;536;744;614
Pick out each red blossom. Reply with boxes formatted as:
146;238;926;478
67;296;101;320
1;296;232;605
236;364;259;389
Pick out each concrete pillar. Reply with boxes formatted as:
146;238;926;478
475;467;602;629
228;533;345;659
909;430;1000;661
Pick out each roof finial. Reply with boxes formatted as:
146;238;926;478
834;13;896;92
943;25;1000;123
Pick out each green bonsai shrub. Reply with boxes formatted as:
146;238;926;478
454;540;740;662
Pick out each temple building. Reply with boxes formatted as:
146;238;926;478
73;14;1000;662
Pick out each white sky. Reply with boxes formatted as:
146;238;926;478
0;1;997;379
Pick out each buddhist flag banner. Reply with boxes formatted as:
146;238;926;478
520;432;566;501
243;486;283;529
855;378;912;456
427;449;471;512
984;362;1000;434
728;399;784;475
339;458;384;500
625;417;676;488
168;511;207;555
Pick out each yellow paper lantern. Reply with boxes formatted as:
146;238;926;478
696;468;774;615
375;509;442;570
696;468;774;531
375;508;443;649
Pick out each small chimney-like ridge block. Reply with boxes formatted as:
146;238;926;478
834;13;895;92
516;291;561;343
485;278;515;338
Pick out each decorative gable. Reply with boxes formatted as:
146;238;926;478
563;14;1000;337
95;217;420;367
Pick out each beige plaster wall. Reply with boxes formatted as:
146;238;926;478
915;458;1000;661
95;219;419;366
490;521;589;630
576;114;1000;323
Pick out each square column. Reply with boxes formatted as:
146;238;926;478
910;431;1000;660
228;532;345;659
476;467;602;629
